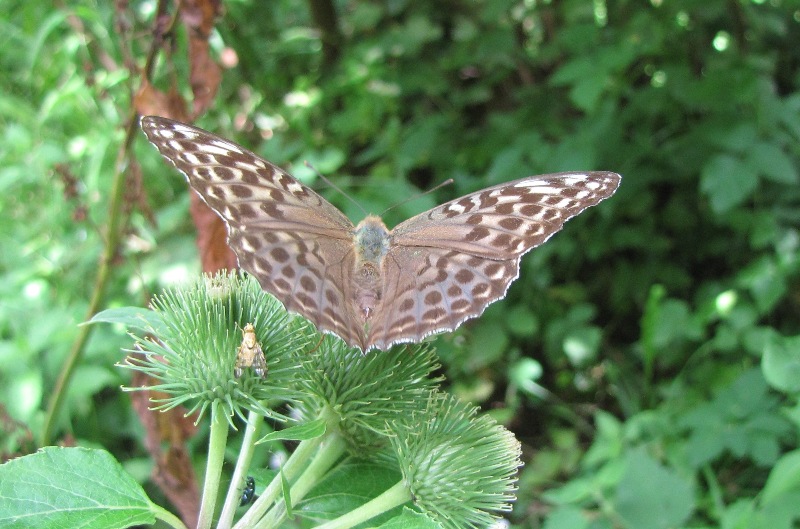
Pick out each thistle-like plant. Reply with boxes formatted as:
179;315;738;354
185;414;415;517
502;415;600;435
1;272;522;529
122;271;310;422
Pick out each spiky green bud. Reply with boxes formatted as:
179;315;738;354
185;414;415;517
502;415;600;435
121;271;312;422
292;337;442;452
390;391;522;529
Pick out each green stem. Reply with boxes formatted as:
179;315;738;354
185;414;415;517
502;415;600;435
152;503;190;529
702;463;725;520
234;433;324;528
197;401;230;529
40;114;138;446
255;432;347;529
314;481;412;529
217;409;263;529
288;431;346;501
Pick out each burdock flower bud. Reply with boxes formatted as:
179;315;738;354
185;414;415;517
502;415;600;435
389;391;522;529
121;271;311;422
292;337;442;452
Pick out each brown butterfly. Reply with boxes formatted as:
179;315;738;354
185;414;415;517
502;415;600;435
142;116;620;352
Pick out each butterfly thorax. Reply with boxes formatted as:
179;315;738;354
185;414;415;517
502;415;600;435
352;215;391;322
354;215;391;262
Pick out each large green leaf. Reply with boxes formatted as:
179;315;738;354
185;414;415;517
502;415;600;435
613;449;694;529
0;447;155;529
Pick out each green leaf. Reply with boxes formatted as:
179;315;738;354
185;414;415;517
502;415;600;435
640;283;667;366
86;306;167;335
763;335;800;393
299;461;403;523
505;304;538;338
486;145;527;183
720;499;757;529
583;411;624;467
761;450;800;505
467;315;510;369
745;142;799;185
642;296;701;354
714;122;758;152
700;154;759;213
613;449;694;529
738;256;787;313
65;365;117;411
258;419;327;443
541;474;600;505
562;326;601;366
375;508;443;528
754;492;800;529
680;369;792;467
508;358;543;393
543;505;591;529
0;447;155;529
569;78;607;113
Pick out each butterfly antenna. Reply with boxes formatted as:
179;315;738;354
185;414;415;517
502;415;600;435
381;178;454;216
304;161;366;216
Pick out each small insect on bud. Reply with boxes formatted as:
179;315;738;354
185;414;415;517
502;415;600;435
235;323;267;378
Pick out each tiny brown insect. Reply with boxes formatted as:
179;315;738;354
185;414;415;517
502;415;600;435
235;323;267;378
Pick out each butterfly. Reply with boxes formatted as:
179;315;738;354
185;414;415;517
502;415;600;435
141;116;620;352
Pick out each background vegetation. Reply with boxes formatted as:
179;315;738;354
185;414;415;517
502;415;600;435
2;0;800;527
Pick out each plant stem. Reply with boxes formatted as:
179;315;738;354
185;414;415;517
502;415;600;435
234;430;325;528
255;431;347;529
313;481;411;529
217;409;263;529
152;503;190;529
40;113;139;446
197;401;230;529
288;431;346;501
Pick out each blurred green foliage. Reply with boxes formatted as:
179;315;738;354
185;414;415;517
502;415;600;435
1;0;799;527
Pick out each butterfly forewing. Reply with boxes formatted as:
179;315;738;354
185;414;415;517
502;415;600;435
141;116;364;346
391;173;621;257
142;116;621;352
140;117;352;234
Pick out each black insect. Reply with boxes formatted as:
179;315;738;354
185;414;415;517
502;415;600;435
240;476;256;506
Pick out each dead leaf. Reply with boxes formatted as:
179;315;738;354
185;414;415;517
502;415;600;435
180;0;223;117
134;79;190;122
0;404;35;463
131;367;200;528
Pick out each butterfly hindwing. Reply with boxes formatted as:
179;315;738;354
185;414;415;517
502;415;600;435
231;229;365;347
368;246;519;349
